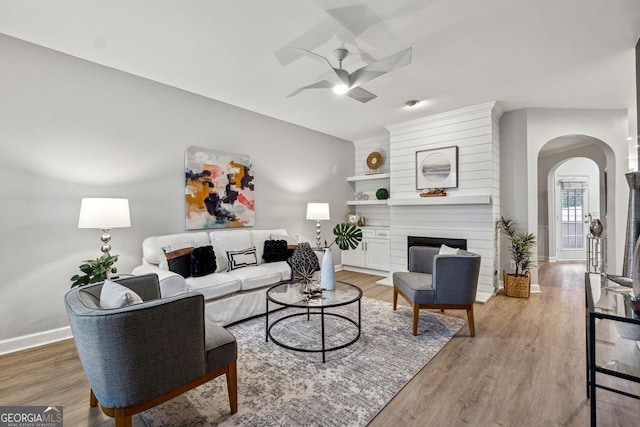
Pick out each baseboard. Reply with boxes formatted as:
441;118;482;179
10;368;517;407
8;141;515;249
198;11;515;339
497;283;542;295
0;326;72;355
375;277;393;286
475;291;494;304
341;265;390;277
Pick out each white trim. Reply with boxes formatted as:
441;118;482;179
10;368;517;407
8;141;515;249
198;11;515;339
0;326;72;355
475;291;494;304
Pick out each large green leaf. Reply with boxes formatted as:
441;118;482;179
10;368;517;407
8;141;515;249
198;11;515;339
332;223;363;251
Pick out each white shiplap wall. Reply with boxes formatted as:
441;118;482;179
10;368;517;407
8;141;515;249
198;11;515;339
386;102;502;302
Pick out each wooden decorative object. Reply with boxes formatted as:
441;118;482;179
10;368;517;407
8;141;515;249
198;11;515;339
420;189;446;197
366;151;383;173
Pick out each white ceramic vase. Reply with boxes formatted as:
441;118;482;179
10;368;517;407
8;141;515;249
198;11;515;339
321;248;335;290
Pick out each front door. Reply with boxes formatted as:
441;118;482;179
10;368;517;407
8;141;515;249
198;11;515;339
557;186;587;261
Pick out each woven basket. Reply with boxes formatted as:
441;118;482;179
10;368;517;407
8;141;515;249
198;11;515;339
503;270;530;298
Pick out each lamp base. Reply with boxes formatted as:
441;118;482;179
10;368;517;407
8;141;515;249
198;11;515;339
101;229;112;253
315;220;322;249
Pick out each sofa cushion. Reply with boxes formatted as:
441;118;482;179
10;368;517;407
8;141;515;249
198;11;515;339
260;260;292;282
210;230;252;272
100;279;144;309
250;229;288;264
226;265;282;291
393;271;435;305
142;232;210;267
185;273;242;300
191;245;217;277
226;247;258;271
271;233;299;246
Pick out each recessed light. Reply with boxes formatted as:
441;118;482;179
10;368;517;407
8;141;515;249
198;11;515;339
405;100;420;107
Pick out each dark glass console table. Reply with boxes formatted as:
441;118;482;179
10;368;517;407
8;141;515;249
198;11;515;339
585;273;640;426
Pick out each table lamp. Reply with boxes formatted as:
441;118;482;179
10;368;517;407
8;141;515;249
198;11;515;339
78;198;131;254
306;203;330;249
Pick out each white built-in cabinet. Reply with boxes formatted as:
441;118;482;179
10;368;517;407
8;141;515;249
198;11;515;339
341;227;390;271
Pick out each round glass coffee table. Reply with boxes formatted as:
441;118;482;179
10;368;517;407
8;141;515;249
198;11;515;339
265;281;362;362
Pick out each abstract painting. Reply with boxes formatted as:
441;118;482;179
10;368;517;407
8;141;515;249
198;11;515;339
185;146;255;229
416;146;458;189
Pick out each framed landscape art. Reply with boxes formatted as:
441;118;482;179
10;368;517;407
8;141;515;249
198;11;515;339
416;146;458;189
185;146;255;230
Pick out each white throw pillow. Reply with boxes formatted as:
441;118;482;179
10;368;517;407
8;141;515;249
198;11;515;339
100;279;144;309
226;247;258;271
439;244;460;255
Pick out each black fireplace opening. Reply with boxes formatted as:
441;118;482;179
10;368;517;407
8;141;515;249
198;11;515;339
407;236;467;252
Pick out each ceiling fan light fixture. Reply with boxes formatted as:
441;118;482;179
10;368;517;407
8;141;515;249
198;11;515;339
333;84;349;95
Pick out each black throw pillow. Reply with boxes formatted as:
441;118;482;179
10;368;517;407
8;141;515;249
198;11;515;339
263;239;288;263
164;247;193;278
191;245;217;277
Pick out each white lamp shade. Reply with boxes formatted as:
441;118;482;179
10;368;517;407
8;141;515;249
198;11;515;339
78;198;131;229
306;203;330;221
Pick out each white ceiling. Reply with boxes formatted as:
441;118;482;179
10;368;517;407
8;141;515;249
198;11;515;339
1;0;640;141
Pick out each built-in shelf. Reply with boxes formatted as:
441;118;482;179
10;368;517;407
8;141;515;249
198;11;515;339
387;194;492;206
347;200;388;206
347;172;390;182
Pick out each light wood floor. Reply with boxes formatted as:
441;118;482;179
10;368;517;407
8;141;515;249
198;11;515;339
1;262;638;426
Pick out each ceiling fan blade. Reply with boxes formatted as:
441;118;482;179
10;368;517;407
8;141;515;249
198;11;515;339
287;80;334;98
289;47;350;86
346;86;377;103
349;47;412;88
289;47;334;71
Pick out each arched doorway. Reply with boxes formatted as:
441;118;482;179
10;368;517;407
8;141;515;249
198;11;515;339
549;157;600;261
538;135;610;265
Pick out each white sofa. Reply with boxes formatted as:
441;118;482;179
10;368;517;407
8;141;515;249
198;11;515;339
132;228;313;325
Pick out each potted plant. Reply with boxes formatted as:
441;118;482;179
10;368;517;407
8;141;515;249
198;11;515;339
320;223;363;290
496;215;536;298
70;253;119;288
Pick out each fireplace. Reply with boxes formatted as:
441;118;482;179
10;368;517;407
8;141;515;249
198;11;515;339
407;236;468;268
407;236;467;251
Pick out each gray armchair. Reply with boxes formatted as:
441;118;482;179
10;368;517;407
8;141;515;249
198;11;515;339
64;274;237;427
393;246;481;336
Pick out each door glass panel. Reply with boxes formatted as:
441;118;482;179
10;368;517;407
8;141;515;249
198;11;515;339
561;188;584;250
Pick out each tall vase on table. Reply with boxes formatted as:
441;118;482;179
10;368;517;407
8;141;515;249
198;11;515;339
321;248;335;290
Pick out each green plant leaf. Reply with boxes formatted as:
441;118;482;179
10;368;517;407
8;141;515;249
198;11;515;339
331;223;363;251
70;253;120;288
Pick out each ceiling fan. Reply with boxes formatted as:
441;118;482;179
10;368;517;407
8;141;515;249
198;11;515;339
287;46;412;103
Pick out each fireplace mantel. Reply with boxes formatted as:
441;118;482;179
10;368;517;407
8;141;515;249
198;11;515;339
387;194;492;206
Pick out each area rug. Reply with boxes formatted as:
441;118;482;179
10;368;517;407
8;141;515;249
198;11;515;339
141;297;465;426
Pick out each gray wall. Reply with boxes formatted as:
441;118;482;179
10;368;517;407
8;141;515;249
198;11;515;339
0;35;354;345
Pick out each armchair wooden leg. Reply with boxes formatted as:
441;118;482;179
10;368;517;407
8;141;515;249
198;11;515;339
412;304;419;336
466;306;476;337
89;389;98;407
113;408;132;427
227;361;238;414
392;287;398;311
